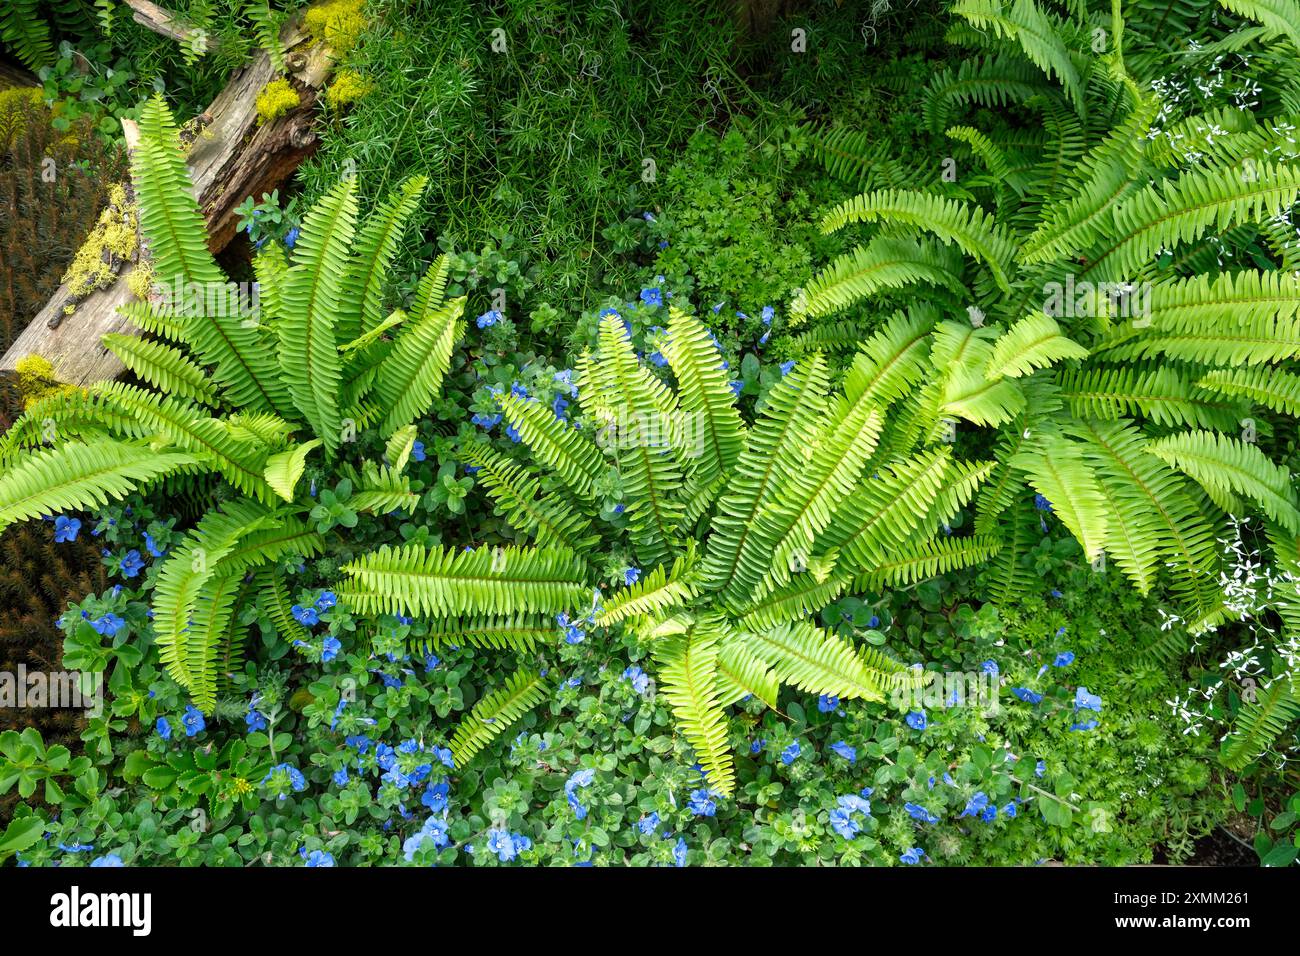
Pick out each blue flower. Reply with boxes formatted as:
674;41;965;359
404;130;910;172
90;613;125;637
552;395;570;419
332;767;349;786
623;566;641;586
830;741;856;763
959;792;990;818
321;636;342;663
729;380;743;398
120;549;145;578
623;665;650;695
781;741;801;765
422;781;449;811
750;738;766;754
263;762;307;798
565;768;596;819
779;360;795;375
899;847;924;865
291;603;320;626
1035;759;1046;777
761;305;774;324
90;854;124;867
637;812;660;835
1033;494;1053;512
245;705;267;733
905;710;928;731
1053;650;1075;667
1012;687;1043;704
673;837;689;867
980;804;998;822
981;659;999;676
639;287;663;308
143;531;166;557
1074;686;1103;712
53;516;81;542
155;717;172;740
818;694;840;713
1071;719;1100;731
181;705;205;737
485;828;531;863
904;802;940;824
476;309;502;328
830;808;861;838
1004;802;1018;819
688;788;718;817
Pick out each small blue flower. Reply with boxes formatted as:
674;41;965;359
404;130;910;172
672;837;688;867
53;516;81;542
779;360;795;376
1033;494;1053;512
120;549;145;578
623;665;650;695
729;380;743;398
904;802;940;824
90;613;126;637
155;717;172;741
830;808;861;839
637;812;660;835
476;309;502;328
291;603;320;626
688;788;717;817
332;767;349;786
283;227;300;249
485;828;531;863
245;706;267;733
830;741;856;763
1053;650;1075;667
761;305;774;324
1035;759;1046;778
1013;687;1043;704
959;792;990;818
321;635;342;662
981;659;999;676
565;768;596;819
1004;802;1018;818
181;705;205;737
143;531;166;557
781;741;801;765
905;711;928;731
639;287;663;308
818;694;840;713
1074;686;1103;712
623;566;641;586
90;854;124;867
316;590;338;610
750;738;766;754
900;847;924;865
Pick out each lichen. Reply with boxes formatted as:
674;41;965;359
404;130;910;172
256;78;301;126
59;183;139;311
325;69;372;109
303;0;367;55
14;354;72;406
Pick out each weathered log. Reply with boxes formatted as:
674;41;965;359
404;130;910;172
0;19;333;386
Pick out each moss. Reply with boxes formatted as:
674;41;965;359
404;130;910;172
303;0;367;55
0;87;44;148
325;69;372;109
59;183;138;307
256;78;301;126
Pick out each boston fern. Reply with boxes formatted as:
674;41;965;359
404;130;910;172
0;97;465;710
796;0;1300;765
338;309;1005;794
800;0;1300;635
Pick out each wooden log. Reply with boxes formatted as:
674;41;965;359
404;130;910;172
0;20;333;386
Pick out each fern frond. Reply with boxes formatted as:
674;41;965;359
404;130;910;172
339;543;589;619
450;668;549;767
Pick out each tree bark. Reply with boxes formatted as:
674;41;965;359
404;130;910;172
0;18;333;386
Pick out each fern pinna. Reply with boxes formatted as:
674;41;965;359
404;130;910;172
0;96;465;711
801;0;1300;762
338;308;998;795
